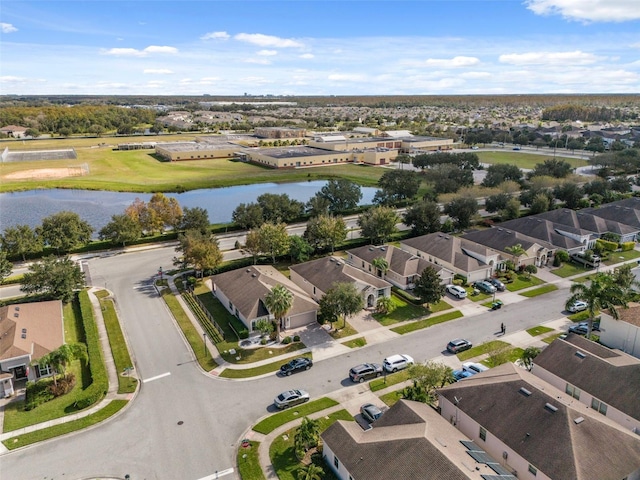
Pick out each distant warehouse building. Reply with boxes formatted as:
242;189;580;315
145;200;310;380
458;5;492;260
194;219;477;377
308;134;453;153
247;145;352;168
254;127;307;139
155;141;244;161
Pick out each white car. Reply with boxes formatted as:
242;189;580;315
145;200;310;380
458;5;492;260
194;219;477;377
383;354;414;373
462;361;489;375
446;284;467;299
568;301;588;313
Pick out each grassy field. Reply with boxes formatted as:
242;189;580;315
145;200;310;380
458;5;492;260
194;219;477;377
476;151;587;169
390;310;463;334
519;284;559;297
457;340;510;361
252;397;339;435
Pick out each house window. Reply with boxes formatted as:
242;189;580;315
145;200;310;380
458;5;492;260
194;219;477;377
229;301;233;310
378;289;385;297
362;261;365;268
313;287;316;295
479;426;487;441
334;455;339;469
591;398;608;415
565;384;580;400
528;464;537;476
37;364;52;377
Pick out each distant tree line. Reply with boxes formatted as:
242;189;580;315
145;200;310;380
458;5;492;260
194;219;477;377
542;104;636;122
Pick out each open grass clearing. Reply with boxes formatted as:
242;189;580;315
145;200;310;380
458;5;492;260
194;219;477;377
476;151;586;170
379;389;405;408
480;347;525;368
252;397;339;435
457;340;510;361
390;310;463;335
603;250;640;265
519;284;558;297
505;274;544;292
342;337;367;348
218;341;306;364
372;294;435;326
218;354;312;379
526;325;555;337
551;263;594;278
237;440;266;480
543;333;565;344
370;369;411;392
568;310;597;322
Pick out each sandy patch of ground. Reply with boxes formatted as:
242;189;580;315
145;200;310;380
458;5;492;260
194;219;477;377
3;167;87;180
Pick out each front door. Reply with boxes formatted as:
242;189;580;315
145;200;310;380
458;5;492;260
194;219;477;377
13;365;27;379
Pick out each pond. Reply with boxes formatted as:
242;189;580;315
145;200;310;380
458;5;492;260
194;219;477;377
0;181;378;234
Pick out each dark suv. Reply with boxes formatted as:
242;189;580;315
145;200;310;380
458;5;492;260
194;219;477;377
349;363;383;383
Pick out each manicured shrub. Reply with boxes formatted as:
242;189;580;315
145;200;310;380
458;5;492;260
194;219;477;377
238;329;249;339
282;336;292;344
293;335;301;342
596;238;618;252
260;338;268;345
620;241;635;252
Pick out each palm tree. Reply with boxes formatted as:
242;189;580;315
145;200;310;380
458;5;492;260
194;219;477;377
296;463;324;480
294;417;320;457
372;256;389;278
36;343;87;387
565;273;627;339
505;243;526;269
264;284;293;342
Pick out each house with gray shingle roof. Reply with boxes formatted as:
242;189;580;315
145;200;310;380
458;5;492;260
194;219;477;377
209;265;318;332
532;333;640;433
289;256;391;308
496;216;586;253
439;362;640;480
346;244;454;290
599;302;640;359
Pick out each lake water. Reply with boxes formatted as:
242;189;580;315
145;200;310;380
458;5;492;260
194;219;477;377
0;181;378;233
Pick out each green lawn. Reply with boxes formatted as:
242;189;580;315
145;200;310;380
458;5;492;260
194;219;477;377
218;354;312;379
603;250;640;265
481;347;525;367
369;370;411;392
476;151;586;169
252;397;340;435
329;321;358;339
390;310;463;334
379;389;405;407
237;441;266;480
342;337;367;348
551;263;594;278
219;341;306;364
457;340;510;361
506;274;544;292
372;294;431;326
526;325;554;337
543;333;565;344
519;284;559;297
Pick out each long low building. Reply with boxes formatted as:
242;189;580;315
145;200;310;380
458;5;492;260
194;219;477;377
155;141;243;161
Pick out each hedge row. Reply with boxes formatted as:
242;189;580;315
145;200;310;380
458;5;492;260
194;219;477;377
75;290;108;409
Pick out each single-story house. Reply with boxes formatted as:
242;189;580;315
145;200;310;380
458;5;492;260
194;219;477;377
599;303;640;359
346;244;454;290
0;300;64;398
209;265;318;332
0;125;28;138
496;216;585;254
289;256;392;308
439;362;640;480
532;333;640;434
400;232;500;283
582;197;640;240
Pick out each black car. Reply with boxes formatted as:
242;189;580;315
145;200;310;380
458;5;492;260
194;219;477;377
568;324;589;335
487;278;505;291
447;338;473;354
280;357;313;376
349;363;383;383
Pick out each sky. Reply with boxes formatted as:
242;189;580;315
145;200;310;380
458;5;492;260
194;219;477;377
1;0;639;96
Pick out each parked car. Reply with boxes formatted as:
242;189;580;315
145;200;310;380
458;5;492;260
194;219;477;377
446;284;467;299
383;354;414;373
453;369;474;381
568;301;588;313
273;389;310;409
471;146;479;150
447;338;473;354
280;357;313;376
513;146;521;150
487;278;505;291
360;403;384;423
462;361;489;375
349;363;383;383
568;324;589;335
473;280;497;294
577;321;600;331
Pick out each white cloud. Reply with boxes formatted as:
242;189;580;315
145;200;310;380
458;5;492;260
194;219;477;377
0;75;27;83
143;45;178;54
257;50;277;56
526;0;640;22
328;73;367;82
143;69;174;74
499;50;600;65
201;31;230;40
299;53;314;59
1;23;18;33
424;56;480;67
244;58;271;65
460;71;492;79
235;33;303;48
101;45;177;56
631;42;640;49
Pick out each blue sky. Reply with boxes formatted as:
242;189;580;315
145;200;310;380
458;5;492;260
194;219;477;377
1;0;639;95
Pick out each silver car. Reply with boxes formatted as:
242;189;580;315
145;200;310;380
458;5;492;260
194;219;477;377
273;389;310;409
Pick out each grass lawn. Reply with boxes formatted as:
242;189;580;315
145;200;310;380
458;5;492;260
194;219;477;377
481;347;525;367
370;370;411;392
270;410;352;480
468;291;492;302
218;354;312;379
526;325;555;336
218;341;306;364
372;294;431;326
252;397;340;435
543;333;565;344
237;441;266;480
603;250;640;265
193;285;245;342
568;310;596;322
2;399;128;450
519;284;559;297
506;274;544;292
551;263;593;278
476;151;585;169
390;310;463;335
329;321;358;339
379;389;405;407
457;340;510;361
342;337;367;348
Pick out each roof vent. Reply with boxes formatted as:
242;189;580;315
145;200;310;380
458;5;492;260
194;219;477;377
545;403;558;413
380;247;386;251
14;313;19;318
574;417;585;424
22;328;27;334
14;306;20;311
519;387;532;397
329;258;334;262
575;351;586;359
246;269;251;273
369;247;374;251
251;273;257;278
21;333;27;339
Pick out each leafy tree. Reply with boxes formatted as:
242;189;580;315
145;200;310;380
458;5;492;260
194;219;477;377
424;164;474;194
305;195;331;217
264;284;294;341
257;193;304;223
304;215;347;253
296;462;324;480
485;343;512;367
243;230;263;264
484;193;511;213
403;200;442;236
404;361;451;405
565;273;628;339
482;163;522;187
289;235;313;263
585;136;606;153
314;178;362;213
21;256;85;303
24;128;40;138
609;176;632;193
37;343;87;388
502;197;521;220
443;197;478;230
529;192;551;214
232;203;264;230
99;214;142;247
318;282;363;330
528;159;573;179
553;182;583;209
38;211;93;253
148;193;183;231
373;170;421;205
254;318;274;338
176;230;223;276
413;266;445;307
520;346;541;371
1;224;43;261
358;206;399;244
0;250;13;284
524;264;538;278
375;295;395;315
294;417;321;459
613;263;640;293
180;206;210;234
257;222;289;263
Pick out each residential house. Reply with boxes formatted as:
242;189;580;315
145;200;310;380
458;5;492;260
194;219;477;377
400;232;500;282
322;399;496;480
439;362;640;480
289;256;391;308
209;265;318;332
496;216;585;254
599;303;640;359
0;300;64;398
0;125;28;138
346;244;454;290
582;197;640;241
532;333;640;434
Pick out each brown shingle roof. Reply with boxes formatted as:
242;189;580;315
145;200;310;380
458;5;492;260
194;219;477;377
347;244;450;277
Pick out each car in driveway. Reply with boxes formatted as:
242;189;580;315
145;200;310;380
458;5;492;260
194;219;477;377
568;301;588;313
447;338;473;354
280;357;313;376
462;361;489;375
360;403;384;423
487;278;505;291
446;284;467;299
568;324;589;335
453;369;474;381
577;320;600;331
383;354;414;373
349;363;383;383
473;280;497;294
273;389;310;409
